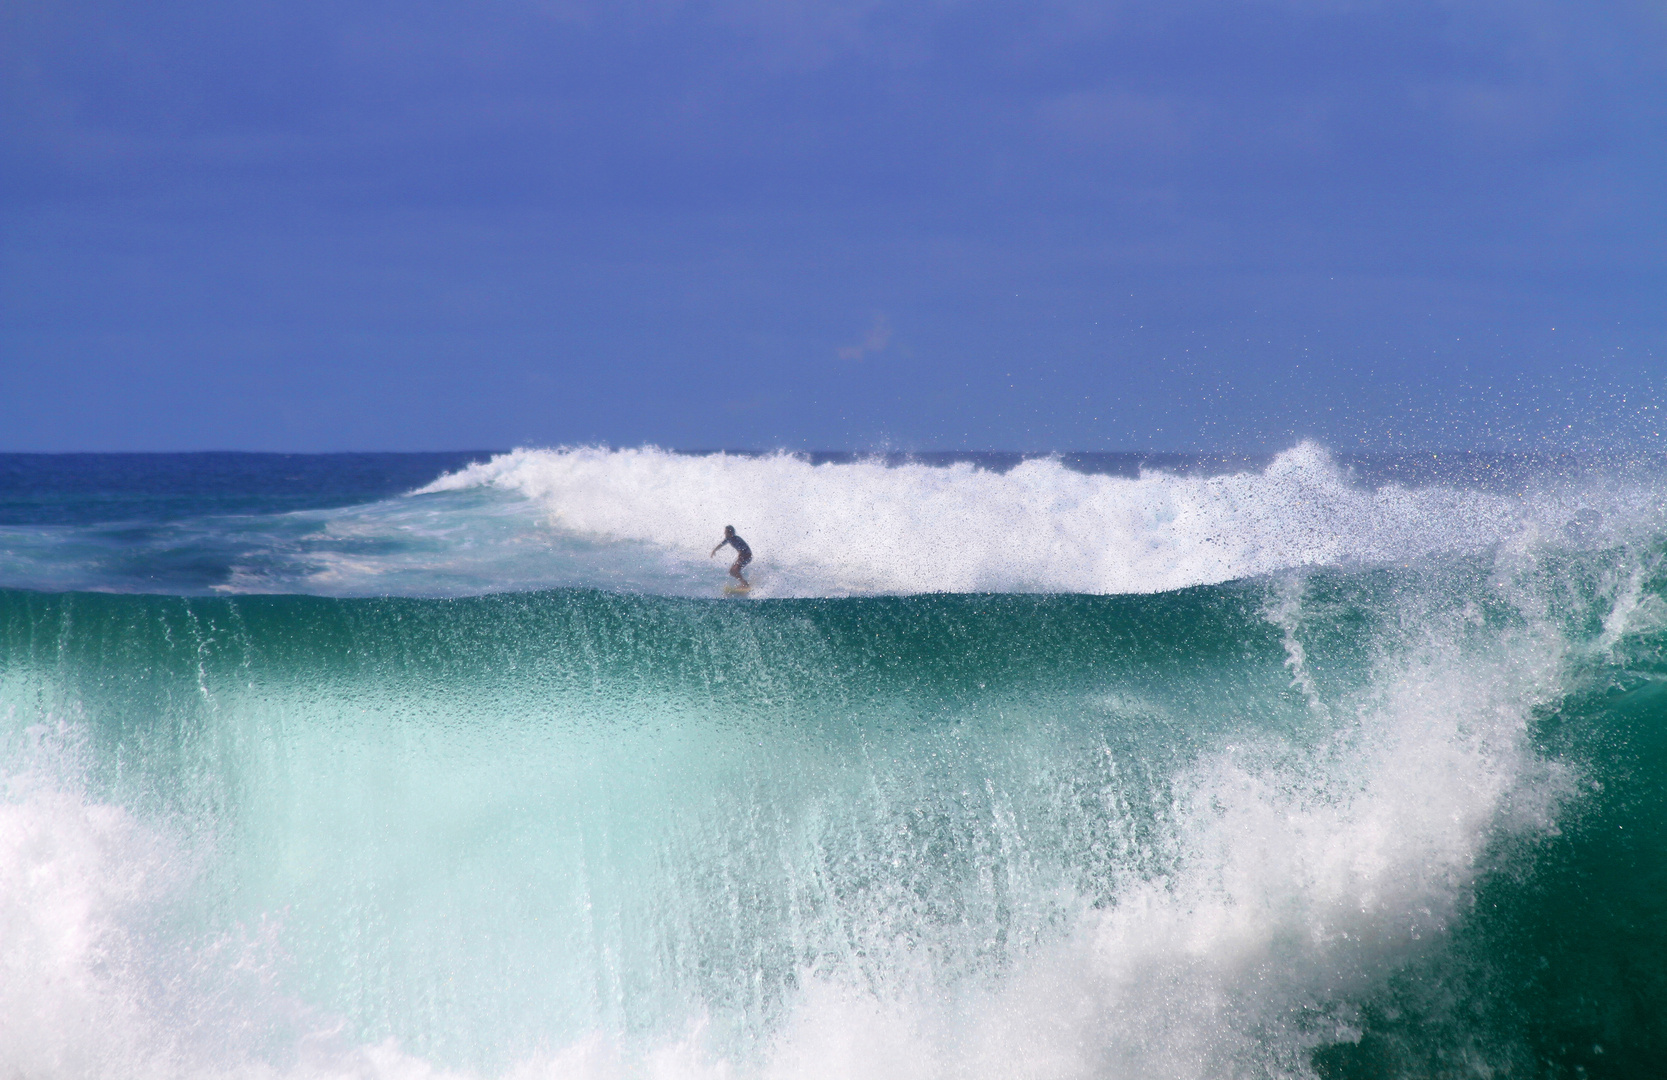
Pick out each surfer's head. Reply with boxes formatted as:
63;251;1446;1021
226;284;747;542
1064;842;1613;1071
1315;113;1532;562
724;525;735;536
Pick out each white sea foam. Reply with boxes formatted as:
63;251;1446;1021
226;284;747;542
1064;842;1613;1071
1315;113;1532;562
3;442;1655;599
415;442;1525;596
0;727;176;1078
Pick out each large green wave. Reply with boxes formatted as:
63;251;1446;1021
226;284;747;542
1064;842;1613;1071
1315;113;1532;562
1;561;1664;1078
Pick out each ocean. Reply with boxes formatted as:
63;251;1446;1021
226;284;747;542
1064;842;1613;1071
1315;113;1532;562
1;444;1663;1079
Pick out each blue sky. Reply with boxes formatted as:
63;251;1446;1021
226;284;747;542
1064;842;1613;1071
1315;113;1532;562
3;0;1664;452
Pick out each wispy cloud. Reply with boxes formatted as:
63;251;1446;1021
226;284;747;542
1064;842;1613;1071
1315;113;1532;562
837;312;892;361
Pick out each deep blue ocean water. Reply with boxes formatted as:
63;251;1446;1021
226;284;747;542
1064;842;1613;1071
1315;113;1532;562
2;446;1664;1079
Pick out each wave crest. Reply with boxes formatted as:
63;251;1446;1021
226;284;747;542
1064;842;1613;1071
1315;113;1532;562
420;442;1521;596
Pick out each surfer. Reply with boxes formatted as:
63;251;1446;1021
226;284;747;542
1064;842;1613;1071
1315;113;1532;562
711;525;752;588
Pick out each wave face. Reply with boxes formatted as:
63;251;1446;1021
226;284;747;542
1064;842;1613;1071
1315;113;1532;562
2;446;1667;1078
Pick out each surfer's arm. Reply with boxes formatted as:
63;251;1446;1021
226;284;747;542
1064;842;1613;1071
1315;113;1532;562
710;540;726;557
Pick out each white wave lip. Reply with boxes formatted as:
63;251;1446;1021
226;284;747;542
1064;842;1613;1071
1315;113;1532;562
419;442;1521;596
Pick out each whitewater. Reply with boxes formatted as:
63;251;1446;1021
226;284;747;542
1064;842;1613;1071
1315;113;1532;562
2;444;1665;1079
0;442;1643;598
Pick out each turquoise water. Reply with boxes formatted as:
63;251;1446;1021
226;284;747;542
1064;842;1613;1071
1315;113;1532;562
1;447;1664;1078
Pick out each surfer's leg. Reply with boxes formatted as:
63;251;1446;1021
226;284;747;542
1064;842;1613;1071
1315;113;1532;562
729;557;744;580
